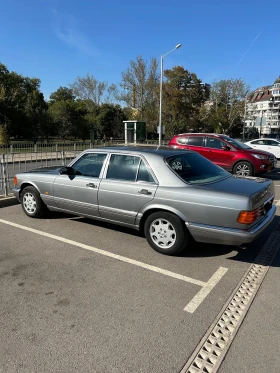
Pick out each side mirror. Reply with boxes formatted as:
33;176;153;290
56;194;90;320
59;166;74;175
222;145;231;151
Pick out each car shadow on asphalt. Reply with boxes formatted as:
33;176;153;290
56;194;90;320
183;215;280;268
62;214;280;267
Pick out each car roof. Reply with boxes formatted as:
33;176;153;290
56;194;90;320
83;145;193;157
176;133;223;137
249;138;279;141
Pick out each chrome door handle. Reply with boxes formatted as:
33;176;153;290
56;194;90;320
86;183;97;188
138;189;152;195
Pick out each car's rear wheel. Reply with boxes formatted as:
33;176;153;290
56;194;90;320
21;186;48;218
233;161;253;177
144;211;190;255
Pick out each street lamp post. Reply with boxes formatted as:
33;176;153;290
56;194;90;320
158;44;182;146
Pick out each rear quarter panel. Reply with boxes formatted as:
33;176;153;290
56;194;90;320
140;185;250;230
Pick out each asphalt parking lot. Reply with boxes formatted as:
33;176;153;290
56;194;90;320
1;169;280;373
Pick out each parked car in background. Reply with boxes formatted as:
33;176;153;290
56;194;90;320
245;138;280;159
13;147;275;256
168;133;277;176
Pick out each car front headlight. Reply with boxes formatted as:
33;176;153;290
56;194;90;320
252;154;269;160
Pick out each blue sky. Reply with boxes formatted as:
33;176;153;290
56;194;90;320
1;0;279;99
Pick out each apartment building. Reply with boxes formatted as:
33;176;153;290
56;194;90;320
245;76;280;137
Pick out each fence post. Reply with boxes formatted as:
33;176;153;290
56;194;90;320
10;145;13;154
1;154;9;196
34;144;37;153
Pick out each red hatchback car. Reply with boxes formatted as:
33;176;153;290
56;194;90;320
168;133;277;176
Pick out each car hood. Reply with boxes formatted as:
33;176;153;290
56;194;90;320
200;175;273;198
28;165;63;174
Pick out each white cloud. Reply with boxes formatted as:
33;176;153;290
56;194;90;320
52;9;99;57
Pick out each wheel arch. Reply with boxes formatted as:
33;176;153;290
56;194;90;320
19;182;40;199
138;205;187;233
232;159;255;174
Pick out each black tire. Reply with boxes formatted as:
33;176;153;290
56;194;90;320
144;211;190;255
233;161;253;177
20;186;48;218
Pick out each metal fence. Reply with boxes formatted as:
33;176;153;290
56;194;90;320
0;140;167;197
1;141;95;154
0;150;81;197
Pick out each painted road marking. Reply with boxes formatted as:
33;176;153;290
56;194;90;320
184;267;228;313
0;219;228;313
276;200;280;206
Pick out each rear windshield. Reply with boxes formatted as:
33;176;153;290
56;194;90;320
166;153;230;184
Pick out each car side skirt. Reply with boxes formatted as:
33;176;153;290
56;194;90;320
47;206;140;231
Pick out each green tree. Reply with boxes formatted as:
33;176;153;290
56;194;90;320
162;66;209;136
95;104;127;139
49;86;75;103
0;62;49;140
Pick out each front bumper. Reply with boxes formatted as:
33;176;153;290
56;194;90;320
12;187;21;202
186;205;276;246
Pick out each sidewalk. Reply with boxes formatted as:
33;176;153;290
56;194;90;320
218;246;280;373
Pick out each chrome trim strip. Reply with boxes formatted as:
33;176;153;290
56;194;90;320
99;205;136;217
53;196;98;210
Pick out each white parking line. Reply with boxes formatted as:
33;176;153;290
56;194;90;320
184;267;228;313
0;218;228;313
276;201;280;206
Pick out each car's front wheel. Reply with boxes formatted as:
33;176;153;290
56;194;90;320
21;186;48;218
144;211;190;255
233;161;253;177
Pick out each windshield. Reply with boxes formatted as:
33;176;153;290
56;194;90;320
219;135;252;149
166;153;230;184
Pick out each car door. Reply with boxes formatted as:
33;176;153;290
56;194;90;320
264;140;280;158
53;152;108;217
98;153;158;225
205;137;236;169
184;136;209;158
248;140;266;151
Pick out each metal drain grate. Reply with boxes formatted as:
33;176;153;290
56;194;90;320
180;227;280;373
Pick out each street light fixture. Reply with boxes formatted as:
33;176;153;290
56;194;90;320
158;44;182;146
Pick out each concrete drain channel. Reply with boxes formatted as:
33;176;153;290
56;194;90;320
180;224;280;373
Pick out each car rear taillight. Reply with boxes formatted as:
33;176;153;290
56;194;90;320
237;206;263;224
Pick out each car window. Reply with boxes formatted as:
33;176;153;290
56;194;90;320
177;137;188;145
71;153;107;177
251;140;265;145
206;137;226;149
106;154;140;182
137;160;155;183
166;153;229;184
266;140;279;146
187;136;204;147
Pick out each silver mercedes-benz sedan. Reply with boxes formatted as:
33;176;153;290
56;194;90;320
13;146;275;255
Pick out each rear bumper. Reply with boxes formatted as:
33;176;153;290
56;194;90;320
186;205;276;246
